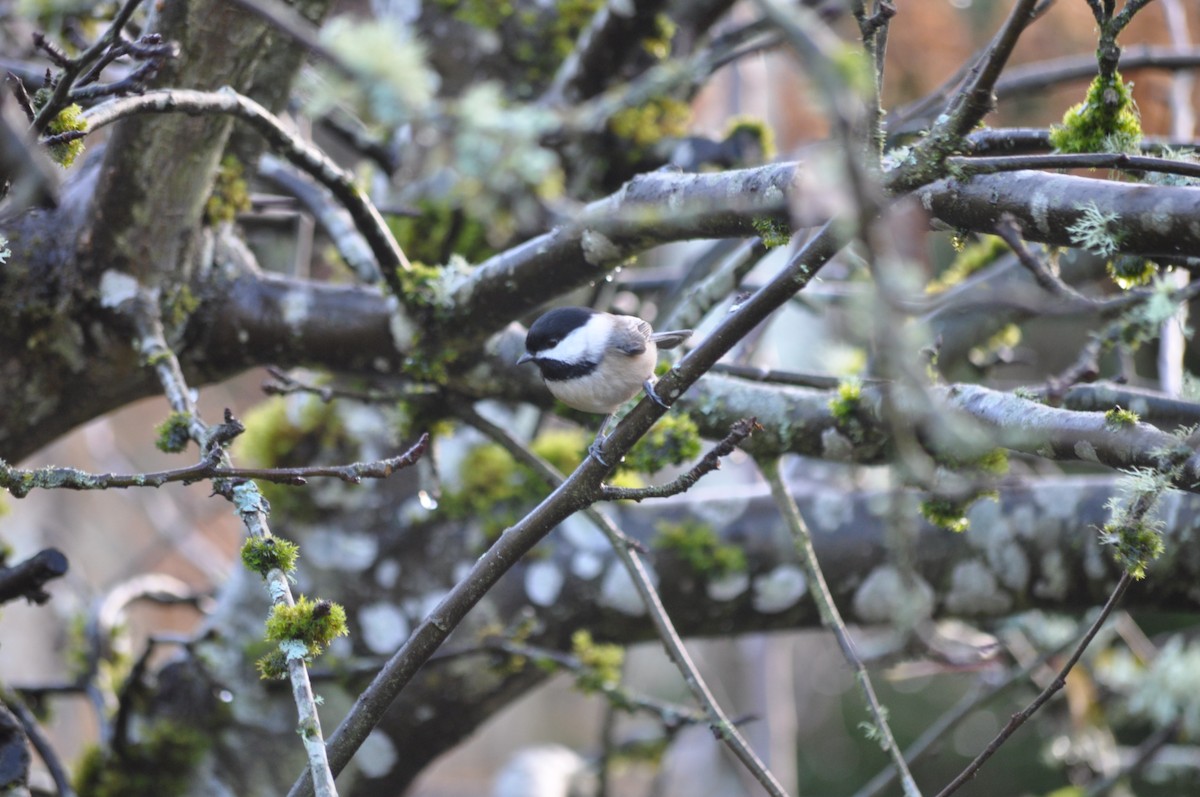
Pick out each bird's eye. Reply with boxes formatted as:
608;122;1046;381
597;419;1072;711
548;338;559;346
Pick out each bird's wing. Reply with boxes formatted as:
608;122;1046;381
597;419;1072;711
610;316;652;355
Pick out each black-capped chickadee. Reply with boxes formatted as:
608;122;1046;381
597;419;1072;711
517;306;692;464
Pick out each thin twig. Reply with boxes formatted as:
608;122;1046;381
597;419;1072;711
759;457;921;797
933;572;1134;797
992;214;1098;309
484;638;707;727
30;0;147;133
889;0;1042;192
854;629;1084;797
585;498;790;795
952;151;1200;180
4;692;77;797
599;418;760;502
130;304;341;797
0;436;429;497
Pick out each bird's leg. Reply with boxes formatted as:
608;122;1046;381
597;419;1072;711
589;384;672;466
642;378;669;408
588;413;616;466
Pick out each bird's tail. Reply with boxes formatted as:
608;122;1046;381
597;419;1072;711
650;330;692;349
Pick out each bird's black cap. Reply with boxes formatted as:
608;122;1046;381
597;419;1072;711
524;306;596;354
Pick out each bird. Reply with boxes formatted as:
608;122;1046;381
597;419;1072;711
517;306;692;465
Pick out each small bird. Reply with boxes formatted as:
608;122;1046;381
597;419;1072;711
518;306;692;464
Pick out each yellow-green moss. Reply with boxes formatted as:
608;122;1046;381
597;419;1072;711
154;411;193;454
831;43;875;98
919;497;973;533
1107;256;1157;289
620;413;701;474
204;155;251;225
436;0;514;28
927;235;1008;294
641;13;676;60
752;217;792;249
386;202;495;268
653;519;746;577
1049;71;1142;154
234;396;351;519
162;284;200;329
724;115;777;162
968;324;1022;369
45;103;86;167
609;97;691;151
1101;519;1163;579
255;647;290;680
264;595;349;654
571;629;624;693
1105;405;1140;429
75;721;208;797
829;378;863;421
241;536;300;578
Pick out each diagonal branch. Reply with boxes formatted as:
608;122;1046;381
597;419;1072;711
760;457;922;797
287;219;849;797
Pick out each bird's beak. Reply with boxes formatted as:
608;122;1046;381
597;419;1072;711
517;353;534;365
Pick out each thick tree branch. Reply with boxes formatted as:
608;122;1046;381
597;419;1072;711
917;172;1200;257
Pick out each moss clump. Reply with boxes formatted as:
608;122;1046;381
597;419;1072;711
1101;519;1164;579
204;156;251;225
752;218;792;249
162;284;200;329
968;325;1021;370
154;411;193;453
927;235;1008;294
653;519;746;577
255;647;290;680
1049;71;1142;154
264;595;348;652
440;434;566;541
641;13;676;60
394;259;450;311
829;378;863;421
571;629;625;694
621;413;701;474
234;397;351;519
45;103;86;167
75;721;208;797
437;0;514;29
241;536;300;578
386;201;494;266
1105;406;1140;429
1108;256;1157;289
919;497;973;533
725;116;777;163
609;97;691;152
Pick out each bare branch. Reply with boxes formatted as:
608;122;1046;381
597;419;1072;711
933;572;1133;797
599;418;760;502
759;456;921;797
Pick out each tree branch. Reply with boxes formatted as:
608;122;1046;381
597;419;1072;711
78;88;409;295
